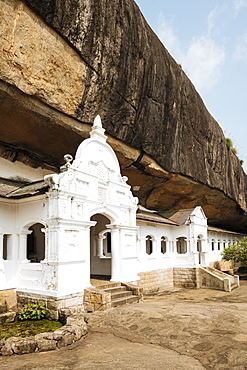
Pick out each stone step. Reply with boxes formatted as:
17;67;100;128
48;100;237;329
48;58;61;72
111;295;139;308
231;284;238;291
103;286;127;294
110;290;133;300
95;282;121;290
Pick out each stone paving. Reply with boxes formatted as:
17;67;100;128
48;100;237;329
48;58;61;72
1;281;247;369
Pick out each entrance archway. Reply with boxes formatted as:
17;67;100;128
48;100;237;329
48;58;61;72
90;214;112;278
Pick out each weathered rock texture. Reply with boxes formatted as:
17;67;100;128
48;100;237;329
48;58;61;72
1;0;247;232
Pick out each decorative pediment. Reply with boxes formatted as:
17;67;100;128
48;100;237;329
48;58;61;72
89;160;114;183
72;116;121;177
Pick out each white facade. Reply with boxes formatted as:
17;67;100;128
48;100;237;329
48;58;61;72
136;206;207;273
0;116;245;300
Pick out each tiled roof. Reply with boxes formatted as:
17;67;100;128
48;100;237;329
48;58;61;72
0;178;48;198
157;209;194;225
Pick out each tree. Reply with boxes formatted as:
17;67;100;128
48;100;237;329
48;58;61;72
222;237;247;264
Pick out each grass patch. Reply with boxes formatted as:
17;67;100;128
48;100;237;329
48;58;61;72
0;319;63;340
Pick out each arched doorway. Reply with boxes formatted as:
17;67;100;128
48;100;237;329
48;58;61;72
90;214;112;279
27;223;45;262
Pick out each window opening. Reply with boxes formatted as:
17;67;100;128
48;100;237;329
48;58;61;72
27;223;45;262
161;237;167;254
3;234;8;260
197;236;202;252
146;235;153;255
177;237;187;254
103;232;111;255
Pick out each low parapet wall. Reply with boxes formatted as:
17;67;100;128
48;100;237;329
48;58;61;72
83;287;111;312
17;291;84;320
210;260;234;275
0;315;87;356
0;289;17;324
199;266;239;291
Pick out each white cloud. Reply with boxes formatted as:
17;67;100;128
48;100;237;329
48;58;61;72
157;13;182;59
234;33;247;60
234;0;247;16
207;6;226;36
207;7;219;36
181;37;225;93
157;13;225;94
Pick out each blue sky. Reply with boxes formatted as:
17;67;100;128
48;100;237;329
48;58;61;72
135;0;247;173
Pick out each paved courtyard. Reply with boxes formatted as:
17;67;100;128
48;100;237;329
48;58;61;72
1;281;247;369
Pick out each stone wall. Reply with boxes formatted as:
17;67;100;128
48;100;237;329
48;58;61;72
83;288;111;312
173;268;199;289
17;291;84;320
0;289;17;324
210;260;234;275
138;268;173;294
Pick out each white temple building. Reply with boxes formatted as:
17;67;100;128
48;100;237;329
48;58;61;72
0;116;243;314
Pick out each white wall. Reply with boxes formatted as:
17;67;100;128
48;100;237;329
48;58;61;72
0;157;53;182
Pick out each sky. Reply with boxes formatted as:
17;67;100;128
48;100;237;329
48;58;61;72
135;0;247;173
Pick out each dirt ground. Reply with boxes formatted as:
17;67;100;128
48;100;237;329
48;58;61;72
1;281;247;369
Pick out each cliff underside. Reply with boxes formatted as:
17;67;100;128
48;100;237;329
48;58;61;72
1;0;247;233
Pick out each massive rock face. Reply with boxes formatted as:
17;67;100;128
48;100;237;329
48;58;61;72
1;0;247;232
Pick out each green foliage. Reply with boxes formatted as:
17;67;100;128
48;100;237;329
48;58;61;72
18;303;46;321
225;138;238;155
0;319;62;340
240;159;244;165
222;237;247;263
225;138;233;150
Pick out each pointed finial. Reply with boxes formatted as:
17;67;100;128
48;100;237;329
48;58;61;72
93;115;102;128
90;114;106;142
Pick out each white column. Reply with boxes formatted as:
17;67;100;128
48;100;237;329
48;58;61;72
41;227;48;262
0;233;6;289
171;239;176;253
97;235;105;257
18;231;32;262
110;227;121;282
82;225;92;287
0;234;4;269
190;237;196;253
153;238;157;257
8;234;18;260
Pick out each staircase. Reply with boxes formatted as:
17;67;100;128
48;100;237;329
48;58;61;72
199;266;240;292
97;282;140;308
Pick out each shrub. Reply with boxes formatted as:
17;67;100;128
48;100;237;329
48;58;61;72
225;138;233;150
222;237;247;264
225;138;238;154
18;303;46;321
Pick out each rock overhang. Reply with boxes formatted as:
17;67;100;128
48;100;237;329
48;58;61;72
1;0;247;233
